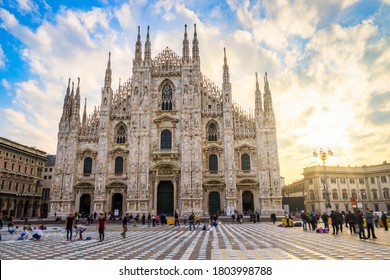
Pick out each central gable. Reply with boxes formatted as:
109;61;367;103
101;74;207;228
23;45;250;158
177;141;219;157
152;47;181;77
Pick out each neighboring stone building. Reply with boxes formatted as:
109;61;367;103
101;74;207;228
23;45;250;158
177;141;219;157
284;161;390;214
50;25;284;218
0;137;46;218
41;155;56;218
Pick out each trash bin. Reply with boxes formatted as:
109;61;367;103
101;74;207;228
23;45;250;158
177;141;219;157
288;219;293;227
281;218;287;226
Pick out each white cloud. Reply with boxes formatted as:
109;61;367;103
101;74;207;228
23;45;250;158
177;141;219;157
0;44;5;68
1;78;11;90
16;0;38;15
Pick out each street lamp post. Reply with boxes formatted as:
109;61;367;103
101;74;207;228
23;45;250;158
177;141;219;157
313;148;333;212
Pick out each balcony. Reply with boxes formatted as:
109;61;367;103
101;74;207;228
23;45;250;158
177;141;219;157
203;170;224;178
152;149;180;160
236;170;256;178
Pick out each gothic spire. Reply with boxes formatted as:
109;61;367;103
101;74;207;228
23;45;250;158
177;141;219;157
182;24;190;63
104;52;112;89
263;72;274;114
135;25;142;66
255;72;263;115
66;78;71;98
82;97;87;127
144;25;151;65
223;47;230;85
192;24;199;63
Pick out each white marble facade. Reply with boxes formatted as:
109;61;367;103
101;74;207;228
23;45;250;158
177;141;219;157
49;25;284;218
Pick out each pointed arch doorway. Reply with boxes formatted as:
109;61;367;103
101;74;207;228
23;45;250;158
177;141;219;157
157;181;174;216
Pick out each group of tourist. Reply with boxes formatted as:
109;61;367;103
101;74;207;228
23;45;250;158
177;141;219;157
299;208;388;240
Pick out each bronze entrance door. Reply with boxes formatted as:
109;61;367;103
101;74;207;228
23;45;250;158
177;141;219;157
111;193;123;217
157;181;174;216
79;194;91;215
209;191;220;216
242;191;254;214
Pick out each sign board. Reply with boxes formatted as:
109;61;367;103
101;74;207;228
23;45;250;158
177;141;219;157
283;204;289;214
357;203;363;209
114;209;119;216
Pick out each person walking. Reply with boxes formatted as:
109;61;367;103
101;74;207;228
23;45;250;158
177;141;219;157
346;211;356;234
336;210;344;233
301;211;308;230
121;213;129;238
142;213;146;225
65;213;75;241
97;213;106;242
357;210;367;240
270;213;277;224
174;210;180;227
189;213;195;231
381;211;388;231
365;208;377;239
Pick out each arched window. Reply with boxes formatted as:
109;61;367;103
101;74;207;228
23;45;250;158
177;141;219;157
209;154;218;173
360;189;367;200
116;124;127;144
115;157;124;174
241;153;250;170
207;122;218;141
351;189;357;199
342;189;348;200
383;188;389;199
332;189;338;200
83;157;92;175
161;84;173;110
161;129;172;149
309;190;315;201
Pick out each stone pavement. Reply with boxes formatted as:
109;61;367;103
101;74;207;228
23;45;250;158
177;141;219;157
1;222;389;260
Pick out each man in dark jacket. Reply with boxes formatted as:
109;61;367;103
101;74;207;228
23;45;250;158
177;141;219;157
321;212;329;229
381;211;388;231
365;209;377;239
346;211;356;234
336;211;344;233
330;211;339;235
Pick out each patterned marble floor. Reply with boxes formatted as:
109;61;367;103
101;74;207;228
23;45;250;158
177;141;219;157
1;223;389;260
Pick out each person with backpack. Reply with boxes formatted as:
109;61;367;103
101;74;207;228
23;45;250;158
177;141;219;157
365;208;377;239
357;210;367;240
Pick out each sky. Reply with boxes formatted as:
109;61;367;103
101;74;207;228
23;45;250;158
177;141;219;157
0;0;389;184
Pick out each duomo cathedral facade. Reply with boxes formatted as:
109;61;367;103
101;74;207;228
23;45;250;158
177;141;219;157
49;25;284;218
